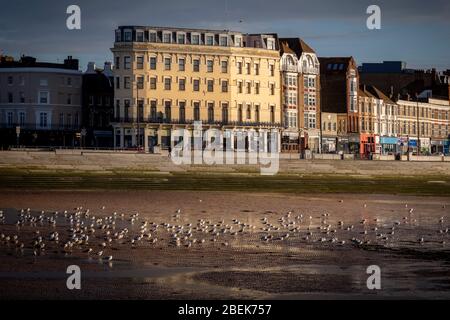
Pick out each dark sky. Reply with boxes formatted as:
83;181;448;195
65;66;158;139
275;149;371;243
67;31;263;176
1;0;449;71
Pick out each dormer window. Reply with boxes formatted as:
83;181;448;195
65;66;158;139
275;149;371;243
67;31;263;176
115;30;122;42
163;32;172;43
266;38;275;50
219;35;228;47
136;30;144;42
206;34;214;46
149;31;157;42
234;35;242;47
124;29;132;42
177;32;186;44
191;33;200;45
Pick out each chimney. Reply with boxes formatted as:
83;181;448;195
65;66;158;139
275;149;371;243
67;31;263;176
103;61;113;77
64;56;79;70
86;62;96;74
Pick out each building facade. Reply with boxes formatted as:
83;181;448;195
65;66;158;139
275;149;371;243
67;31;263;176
396;98;450;155
319;57;359;153
0;56;82;148
279;38;320;154
82;62;114;148
111;26;282;152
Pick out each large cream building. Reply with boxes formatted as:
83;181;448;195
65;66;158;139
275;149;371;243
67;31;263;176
111;26;281;152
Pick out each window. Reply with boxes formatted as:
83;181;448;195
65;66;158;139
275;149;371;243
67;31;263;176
19;92;25;103
164;57;171;70
246;105;251;120
177;33;185;44
19;112;25;126
234;36;242;47
136;31;144;42
269;64;275;76
270;106;275;123
255;105;260;122
179;102;186;122
39;112;48;128
221;80;228;93
137;56;144;69
255;83;260;94
115;56;120;69
164;78;171;90
266;38;275;50
207;79;214;92
150;77;157;90
124;30;132;41
8;92;13;103
40;79;48;86
237;62;242;74
89;96;94;105
39;91;49;104
193;79;200;91
222;103;229;123
179;78;186;91
178;58;185;71
193;59;200;72
115;77;120;89
163;32;171;43
191;34;200;45
124;100;130;121
150;57;157;70
164;101;171;121
67;94;72;105
220;36;228;46
207;60;214;72
19;76;25;86
7;112;13;126
246;63;251;75
270;83;275;95
149;32;157;42
150;101;157;121
115;30;122;42
67;77;72;86
124;56;131;69
206;35;214;46
124;76;131;89
221;61;228;73
7;76;13;85
308;77;315;88
238;104;243;122
137;76;144;89
246;82;251;94
137;100;144;121
238;81;243;94
193;102;200;121
208;103;214;123
254;63;260;75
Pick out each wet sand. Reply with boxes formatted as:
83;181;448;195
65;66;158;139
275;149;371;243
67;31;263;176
0;190;449;299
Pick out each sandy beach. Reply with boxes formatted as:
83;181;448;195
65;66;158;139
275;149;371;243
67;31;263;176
0;190;449;299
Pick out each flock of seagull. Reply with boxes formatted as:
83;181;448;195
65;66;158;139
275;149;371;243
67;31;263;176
0;202;448;264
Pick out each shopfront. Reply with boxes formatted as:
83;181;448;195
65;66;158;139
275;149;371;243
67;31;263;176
322;136;337;153
380;137;399;155
360;134;377;158
431;139;445;154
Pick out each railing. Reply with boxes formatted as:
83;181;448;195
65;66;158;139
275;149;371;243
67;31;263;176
0;123;81;131
111;118;283;128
